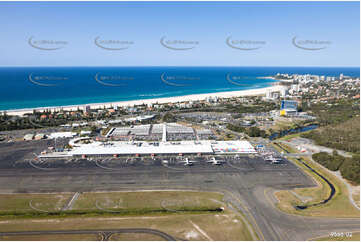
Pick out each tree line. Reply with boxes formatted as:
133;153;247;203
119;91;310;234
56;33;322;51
302;116;359;153
312;151;359;185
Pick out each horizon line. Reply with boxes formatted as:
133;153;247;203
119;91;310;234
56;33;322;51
0;65;360;68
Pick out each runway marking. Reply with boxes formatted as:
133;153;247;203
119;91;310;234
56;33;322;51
160;199;185;212
226;160;254;172
264;188;277;206
161;162;188;171
189;220;213;241
95;200;121;213
28;159;56;171
29;199;51;213
94;160;124;171
263;188;288;240
224;190;265;241
63;192;80;211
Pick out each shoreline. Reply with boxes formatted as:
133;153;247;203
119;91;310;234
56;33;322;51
3;85;283;116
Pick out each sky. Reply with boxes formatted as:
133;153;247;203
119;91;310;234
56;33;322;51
0;1;359;67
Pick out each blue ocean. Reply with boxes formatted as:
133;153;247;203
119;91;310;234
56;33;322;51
0;66;359;111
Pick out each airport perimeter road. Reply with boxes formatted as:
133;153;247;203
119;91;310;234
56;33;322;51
0;151;359;240
0;228;176;241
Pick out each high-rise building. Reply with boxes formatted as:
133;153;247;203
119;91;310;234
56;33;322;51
280;100;298;116
266;89;272;99
280;87;288;97
84;105;91;113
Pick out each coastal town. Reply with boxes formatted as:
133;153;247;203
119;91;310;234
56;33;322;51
0;72;358;139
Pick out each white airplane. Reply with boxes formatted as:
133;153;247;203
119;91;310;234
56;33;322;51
207;157;224;165
262;151;273;156
265;156;282;164
178;158;196;166
264;155;273;161
271;160;281;164
273;157;283;164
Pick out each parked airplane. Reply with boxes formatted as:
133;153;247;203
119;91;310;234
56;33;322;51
178;158;196;166
207;157;225;165
271;158;282;164
265;156;282;164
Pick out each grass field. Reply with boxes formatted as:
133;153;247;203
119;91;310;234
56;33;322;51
270;120;293;132
0;212;253;240
274;142;298;153
109;233;167;241
0;190;253;241
0;193;72;214
72;191;223;212
272;143;359;218
274;130;313;141
0;191;224;218
0;234;100;241
313;232;360;241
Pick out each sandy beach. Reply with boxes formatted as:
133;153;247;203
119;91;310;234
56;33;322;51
3;85;283;116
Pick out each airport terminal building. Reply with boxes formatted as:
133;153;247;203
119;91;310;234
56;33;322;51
41;140;257;158
69;140;256;157
40;123;256;158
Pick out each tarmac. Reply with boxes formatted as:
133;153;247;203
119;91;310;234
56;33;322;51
0;140;359;241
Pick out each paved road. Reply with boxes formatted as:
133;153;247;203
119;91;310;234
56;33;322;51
284;153;313;157
280;139;352;158
0;228;176;241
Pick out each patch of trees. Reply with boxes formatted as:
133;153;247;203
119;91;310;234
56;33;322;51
226;124;245;133
246;127;267;138
162;112;176;122
301;116;360;153
302;98;359;126
223;102;278;114
0;114;67;131
226;124;267;138
312;151;345;171
312;152;360;185
339;154;360;185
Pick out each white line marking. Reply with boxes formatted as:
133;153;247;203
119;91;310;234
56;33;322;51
63;192;80;211
189;220;213;241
